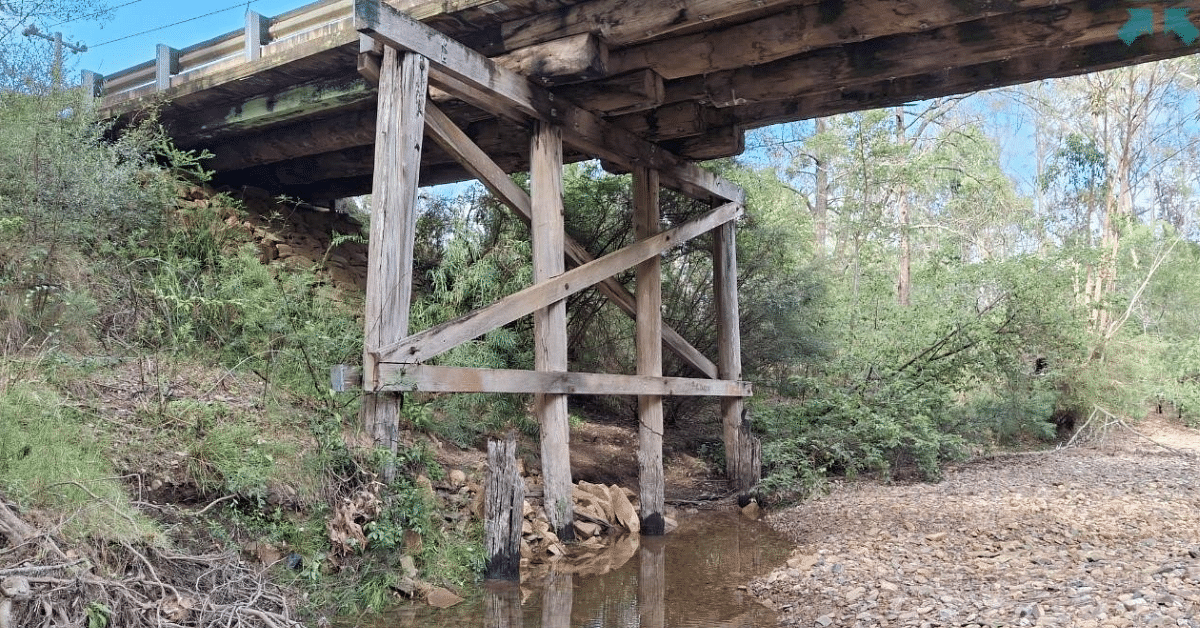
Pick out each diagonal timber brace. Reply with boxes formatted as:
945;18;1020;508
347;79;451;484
371;201;743;364
423;102;719;378
353;0;744;206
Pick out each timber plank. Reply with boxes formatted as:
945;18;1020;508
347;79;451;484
372;202;743;364
375;365;753;396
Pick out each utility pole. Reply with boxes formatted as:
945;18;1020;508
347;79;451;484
21;25;87;90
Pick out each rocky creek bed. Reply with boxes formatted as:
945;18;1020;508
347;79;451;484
751;415;1200;628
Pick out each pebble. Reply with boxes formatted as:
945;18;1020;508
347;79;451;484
750;424;1200;628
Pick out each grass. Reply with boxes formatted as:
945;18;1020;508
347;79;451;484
0;382;158;543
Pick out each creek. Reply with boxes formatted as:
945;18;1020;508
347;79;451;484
375;510;792;627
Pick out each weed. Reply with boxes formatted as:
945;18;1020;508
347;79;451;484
0;383;157;542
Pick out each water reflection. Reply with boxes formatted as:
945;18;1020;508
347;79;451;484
374;511;790;628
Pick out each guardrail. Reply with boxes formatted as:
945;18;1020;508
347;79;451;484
83;0;353;105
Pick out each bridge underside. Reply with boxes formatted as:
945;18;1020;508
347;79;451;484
90;0;1197;541
97;0;1197;205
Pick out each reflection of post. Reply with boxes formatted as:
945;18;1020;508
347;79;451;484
541;569;574;628
484;581;523;628
638;538;666;628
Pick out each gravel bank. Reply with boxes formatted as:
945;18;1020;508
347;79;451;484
751;416;1200;627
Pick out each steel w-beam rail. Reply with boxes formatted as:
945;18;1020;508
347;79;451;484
353;0;745;205
372;201;742;364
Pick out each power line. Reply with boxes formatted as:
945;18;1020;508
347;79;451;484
91;0;261;48
46;0;149;29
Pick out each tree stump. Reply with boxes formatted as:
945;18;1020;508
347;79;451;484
485;434;525;581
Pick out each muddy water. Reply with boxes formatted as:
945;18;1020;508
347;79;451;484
375;510;791;627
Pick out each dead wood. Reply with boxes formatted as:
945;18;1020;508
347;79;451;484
0;497;301;628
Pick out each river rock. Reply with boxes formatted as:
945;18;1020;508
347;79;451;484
426;587;464;608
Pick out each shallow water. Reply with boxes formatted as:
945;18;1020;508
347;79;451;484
368;510;791;628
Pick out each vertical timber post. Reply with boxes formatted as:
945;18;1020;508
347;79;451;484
635;167;665;535
361;46;428;482
530;121;574;542
715;221;758;491
485;434;524;581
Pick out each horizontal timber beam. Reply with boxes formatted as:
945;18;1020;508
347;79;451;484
354;0;744;205
661;0;1156;109
332;364;752;396
683;27;1200;139
373;202;743;364
604;0;1078;81
471;0;801;56
173;75;375;143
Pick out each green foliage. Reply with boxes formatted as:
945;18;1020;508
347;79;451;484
187;420;290;503
0;383;157;542
85;601;112;628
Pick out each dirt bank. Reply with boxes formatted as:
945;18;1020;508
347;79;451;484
751;414;1200;627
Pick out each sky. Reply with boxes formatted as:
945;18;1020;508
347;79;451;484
46;0;310;78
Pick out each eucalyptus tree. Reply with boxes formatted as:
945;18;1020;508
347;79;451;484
0;0;112;91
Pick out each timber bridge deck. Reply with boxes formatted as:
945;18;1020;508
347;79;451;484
91;0;1194;204
88;0;1198;553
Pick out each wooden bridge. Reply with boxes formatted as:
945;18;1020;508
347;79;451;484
90;0;1198;543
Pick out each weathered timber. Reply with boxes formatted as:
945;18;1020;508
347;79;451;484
485;434;525;581
664;125;746;161
360;48;427;482
738;417;762;490
635;166;665;536
605;0;1079;81
531;120;574;542
355;0;745;205
639;539;667;628
331;364;749;396
475;0;802;55
499;32;607;85
422;102;718;378
373;364;751;396
612;102;707;141
557;69;664;115
101;21;359;117
172;76;374;144
372;202;743;364
541;570;573;628
715;221;751;490
662;0;1153;109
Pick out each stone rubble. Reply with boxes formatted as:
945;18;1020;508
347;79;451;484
753;419;1200;627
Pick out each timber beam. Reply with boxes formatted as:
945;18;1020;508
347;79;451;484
354;0;744;205
378;365;750;396
660;0;1153;109
372;202;743;364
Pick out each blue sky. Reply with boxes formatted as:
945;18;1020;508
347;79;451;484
52;0;308;77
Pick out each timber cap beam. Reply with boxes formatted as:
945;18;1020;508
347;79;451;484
352;0;745;206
